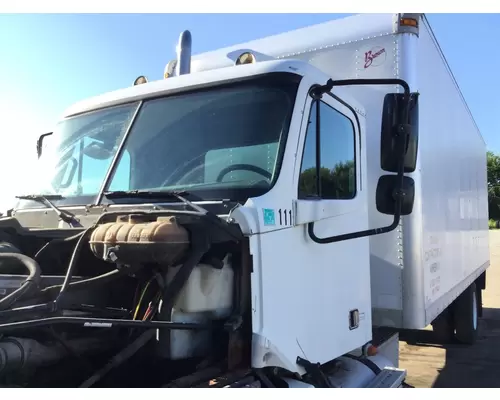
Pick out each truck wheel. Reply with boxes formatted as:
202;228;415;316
477;288;483;318
453;282;479;345
431;309;455;343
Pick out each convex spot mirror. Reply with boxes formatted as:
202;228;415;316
82;141;115;160
380;92;419;173
376;175;415;216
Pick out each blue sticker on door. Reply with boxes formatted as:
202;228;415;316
262;208;276;226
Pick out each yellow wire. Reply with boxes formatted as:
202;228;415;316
133;279;153;320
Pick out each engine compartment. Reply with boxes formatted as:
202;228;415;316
0;208;254;387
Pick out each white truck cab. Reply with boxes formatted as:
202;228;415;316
0;13;486;388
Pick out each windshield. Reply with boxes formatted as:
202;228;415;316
18;103;139;207
17;73;300;209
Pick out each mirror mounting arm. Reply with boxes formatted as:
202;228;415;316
312;78;410;101
307;78;412;245
37;132;53;159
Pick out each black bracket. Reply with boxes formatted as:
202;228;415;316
296;356;332;388
309;79;335;99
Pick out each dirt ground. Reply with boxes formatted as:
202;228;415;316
399;231;500;388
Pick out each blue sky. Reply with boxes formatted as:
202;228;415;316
0;13;498;210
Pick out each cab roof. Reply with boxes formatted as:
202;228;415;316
62;59;322;119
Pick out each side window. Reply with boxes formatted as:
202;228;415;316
298;100;356;200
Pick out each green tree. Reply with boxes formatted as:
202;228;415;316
299;160;355;199
487;151;500;219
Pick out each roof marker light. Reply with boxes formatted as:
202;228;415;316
400;17;418;28
164;60;177;79
235;52;256;66
133;76;148;86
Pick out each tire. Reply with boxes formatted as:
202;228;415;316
477;288;483;318
431;308;455;343
453;282;479;345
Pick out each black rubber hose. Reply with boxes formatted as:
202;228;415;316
0;253;42;311
34;231;85;261
36;266;146;308
41;269;122;296
54;227;95;308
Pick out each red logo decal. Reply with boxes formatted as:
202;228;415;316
364;47;386;69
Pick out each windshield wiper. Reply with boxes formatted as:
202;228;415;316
15;194;80;227
104;189;215;216
103;190;189;200
103;189;206;211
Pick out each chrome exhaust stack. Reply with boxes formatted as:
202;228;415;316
176;30;192;76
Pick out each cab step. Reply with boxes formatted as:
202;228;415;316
365;367;407;388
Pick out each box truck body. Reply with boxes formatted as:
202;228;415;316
190;12;490;330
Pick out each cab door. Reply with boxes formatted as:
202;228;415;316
288;90;372;362
246;84;373;372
